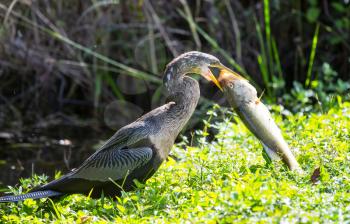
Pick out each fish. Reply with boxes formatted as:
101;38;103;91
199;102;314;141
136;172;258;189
218;69;302;172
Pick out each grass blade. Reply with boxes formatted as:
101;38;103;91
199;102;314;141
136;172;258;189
254;16;269;93
51;31;162;84
263;0;274;76
305;23;320;87
272;37;283;79
94;73;102;108
104;74;125;100
0;3;162;84
177;8;247;77
179;0;202;50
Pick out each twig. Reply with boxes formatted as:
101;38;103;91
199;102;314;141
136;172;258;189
144;4;158;74
3;0;19;25
179;0;201;50
144;0;179;57
224;0;243;66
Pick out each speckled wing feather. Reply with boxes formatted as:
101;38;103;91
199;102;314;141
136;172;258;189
98;121;150;151
34;121;154;191
35;146;153;192
73;147;153;181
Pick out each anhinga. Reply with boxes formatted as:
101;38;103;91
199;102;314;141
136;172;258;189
0;51;228;202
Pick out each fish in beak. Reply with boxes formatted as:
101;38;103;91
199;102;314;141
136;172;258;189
215;63;246;83
208;63;246;91
217;65;303;172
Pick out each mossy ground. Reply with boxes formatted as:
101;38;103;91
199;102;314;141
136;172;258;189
1;102;349;223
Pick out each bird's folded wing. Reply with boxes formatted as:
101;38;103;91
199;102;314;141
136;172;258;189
72;147;153;181
98;123;148;151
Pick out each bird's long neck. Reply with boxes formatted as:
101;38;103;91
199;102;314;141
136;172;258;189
166;76;200;137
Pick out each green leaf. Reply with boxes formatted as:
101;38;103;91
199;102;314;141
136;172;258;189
308;0;318;6
306;7;320;23
331;2;346;12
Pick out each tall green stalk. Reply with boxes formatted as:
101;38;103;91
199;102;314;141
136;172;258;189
305;23;320;87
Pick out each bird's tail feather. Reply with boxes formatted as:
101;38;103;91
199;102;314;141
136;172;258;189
0;190;63;202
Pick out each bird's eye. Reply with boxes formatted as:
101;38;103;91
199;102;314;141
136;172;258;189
228;83;234;89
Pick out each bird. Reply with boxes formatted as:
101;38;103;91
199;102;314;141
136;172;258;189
0;51;228;202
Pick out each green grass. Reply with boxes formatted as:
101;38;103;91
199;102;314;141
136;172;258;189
305;23;320;87
1;101;350;223
255;0;286;97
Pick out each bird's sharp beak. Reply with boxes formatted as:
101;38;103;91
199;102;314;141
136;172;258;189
213;63;246;81
202;68;223;91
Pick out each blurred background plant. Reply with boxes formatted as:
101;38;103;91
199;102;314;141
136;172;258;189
0;0;349;187
0;0;349;130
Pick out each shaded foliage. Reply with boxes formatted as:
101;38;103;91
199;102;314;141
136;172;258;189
0;0;349;130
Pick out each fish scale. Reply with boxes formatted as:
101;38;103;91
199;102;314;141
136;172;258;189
218;69;303;172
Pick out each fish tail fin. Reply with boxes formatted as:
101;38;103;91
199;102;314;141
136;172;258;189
261;142;281;162
0;190;63;203
261;142;303;173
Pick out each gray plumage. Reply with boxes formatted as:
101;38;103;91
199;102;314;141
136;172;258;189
0;51;223;202
0;191;63;203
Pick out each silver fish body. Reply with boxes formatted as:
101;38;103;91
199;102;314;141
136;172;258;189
222;78;302;172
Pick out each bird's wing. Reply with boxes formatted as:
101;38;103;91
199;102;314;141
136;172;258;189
34;123;154;192
98;122;150;151
37;147;153;192
72;147;153;181
99;103;172;151
64;122;151;178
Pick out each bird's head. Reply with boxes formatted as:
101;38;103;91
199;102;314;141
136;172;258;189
164;51;234;91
